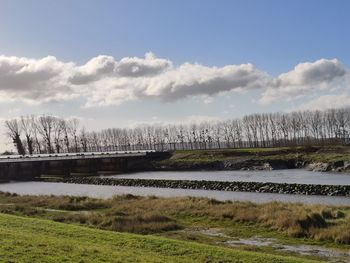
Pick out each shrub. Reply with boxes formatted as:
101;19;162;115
297;213;327;229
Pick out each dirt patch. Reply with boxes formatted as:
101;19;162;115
187;228;350;262
224;237;350;262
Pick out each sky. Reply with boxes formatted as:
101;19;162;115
0;0;350;150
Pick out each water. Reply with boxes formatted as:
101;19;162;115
105;169;350;185
0;181;349;205
1;170;350;205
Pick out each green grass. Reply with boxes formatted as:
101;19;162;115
161;145;350;165
1;193;349;246
0;213;320;263
0;193;349;261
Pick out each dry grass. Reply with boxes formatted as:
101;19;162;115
51;211;180;234
167;145;350;164
0;191;349;244
0;192;110;210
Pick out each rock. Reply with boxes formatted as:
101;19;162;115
55;177;350;197
263;163;273;170
306;162;331;172
333;160;344;168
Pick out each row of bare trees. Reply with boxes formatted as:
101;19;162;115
4;116;80;155
4;108;350;155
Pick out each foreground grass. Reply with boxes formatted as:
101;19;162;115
0;213;320;263
0;192;349;246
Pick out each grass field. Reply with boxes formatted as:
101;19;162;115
159;145;350;166
0;213;322;263
1;193;349;244
0;192;349;262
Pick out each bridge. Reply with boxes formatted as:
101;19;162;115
0;150;170;180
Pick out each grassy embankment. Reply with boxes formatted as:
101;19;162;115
0;192;349;262
158;145;350;167
0;213;322;263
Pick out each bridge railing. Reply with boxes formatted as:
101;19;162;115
0;150;155;161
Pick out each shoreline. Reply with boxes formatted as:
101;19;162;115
149;146;350;173
48;177;350;197
153;158;350;173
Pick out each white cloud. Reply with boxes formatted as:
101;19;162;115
143;63;268;100
69;55;116;85
83;62;269;106
69;52;172;85
0;53;270;106
0;55;75;103
0;54;348;108
116;52;172;77
260;59;347;104
296;93;350;111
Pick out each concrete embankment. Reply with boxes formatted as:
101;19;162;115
56;177;350;197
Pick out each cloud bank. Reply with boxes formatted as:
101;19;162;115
0;52;348;107
259;59;347;104
296;93;350;111
0;55;75;103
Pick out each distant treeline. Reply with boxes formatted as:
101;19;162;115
4;108;350;155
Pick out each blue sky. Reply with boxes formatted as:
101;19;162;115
0;0;350;148
2;0;350;71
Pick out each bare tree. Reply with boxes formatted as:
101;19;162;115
67;118;80;152
20;115;35;154
36;115;56;153
5;119;25;155
4;108;350;153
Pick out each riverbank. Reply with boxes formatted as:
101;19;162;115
154;145;350;172
0;192;349;262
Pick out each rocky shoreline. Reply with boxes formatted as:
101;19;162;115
154;159;301;171
55;177;350;197
155;158;350;173
305;161;350;172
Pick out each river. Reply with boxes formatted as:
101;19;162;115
0;170;349;205
104;169;350;185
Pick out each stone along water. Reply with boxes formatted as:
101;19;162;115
104;169;350;185
0;169;350;205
